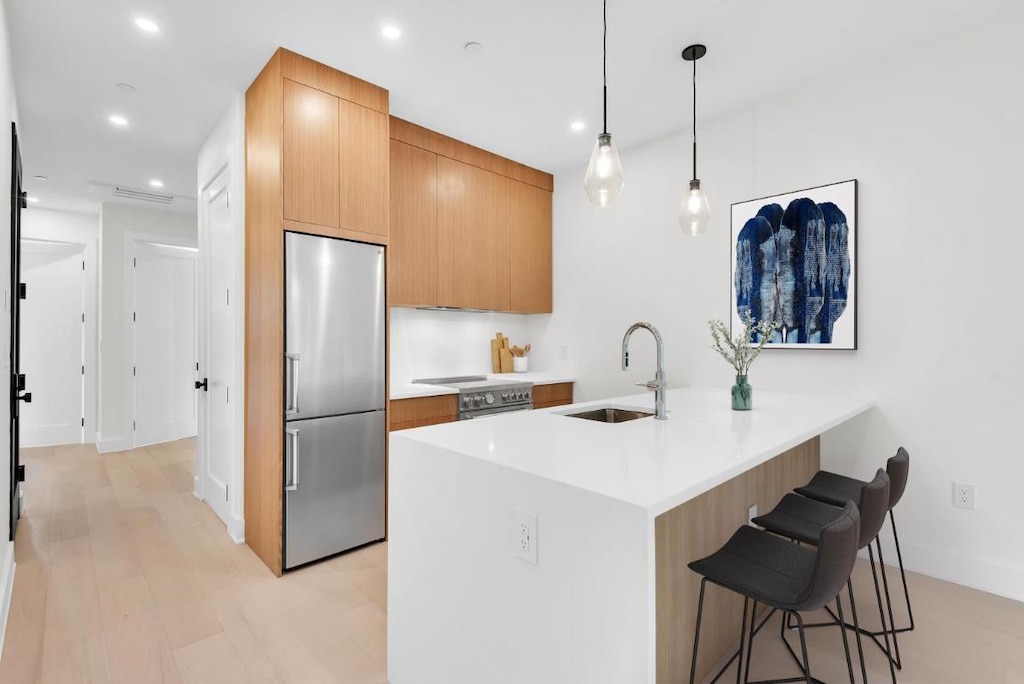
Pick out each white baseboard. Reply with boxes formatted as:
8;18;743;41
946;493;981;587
899;539;1024;603
95;431;132;454
0;542;16;656
227;515;245;544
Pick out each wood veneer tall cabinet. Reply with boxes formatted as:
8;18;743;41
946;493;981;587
244;48;390;576
388;117;554;313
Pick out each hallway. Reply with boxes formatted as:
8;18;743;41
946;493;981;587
0;440;387;683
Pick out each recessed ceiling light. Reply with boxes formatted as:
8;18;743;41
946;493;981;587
109;114;129;127
135;17;159;33
116;82;137;93
33;174;48;181
381;25;401;40
464;41;484;52
26;196;39;203
149;179;164;188
570;121;587;132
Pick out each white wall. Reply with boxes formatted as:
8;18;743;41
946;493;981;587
20;208;99;443
197;95;246;539
97;202;197;452
0;0;17;647
390;308;530;383
530;20;1024;600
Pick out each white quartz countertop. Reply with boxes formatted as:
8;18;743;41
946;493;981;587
390;373;575;401
390;387;872;516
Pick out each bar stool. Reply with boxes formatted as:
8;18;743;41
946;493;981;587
795;448;912;667
753;469;896;684
688;501;861;684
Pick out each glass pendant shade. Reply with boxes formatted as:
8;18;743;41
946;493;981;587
584;133;625;207
678;179;711;236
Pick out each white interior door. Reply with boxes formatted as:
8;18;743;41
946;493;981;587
198;169;235;524
133;241;198;447
19;240;85;446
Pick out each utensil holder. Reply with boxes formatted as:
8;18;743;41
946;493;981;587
513;356;528;373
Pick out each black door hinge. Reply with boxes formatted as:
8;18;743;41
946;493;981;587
16;465;25;482
17;283;26;300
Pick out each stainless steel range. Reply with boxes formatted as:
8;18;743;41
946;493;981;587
413;376;533;420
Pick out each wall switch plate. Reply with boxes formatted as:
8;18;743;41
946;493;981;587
747;504;758;526
953;482;976;510
515;509;538;565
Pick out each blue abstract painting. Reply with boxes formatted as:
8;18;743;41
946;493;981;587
731;180;856;349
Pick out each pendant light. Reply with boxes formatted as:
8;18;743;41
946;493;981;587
679;44;711;236
583;0;624;207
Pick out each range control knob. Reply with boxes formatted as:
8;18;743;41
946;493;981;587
462;396;471;408
474;395;484;406
515;391;523;401
485;393;495;405
524;390;531;400
501;392;509;401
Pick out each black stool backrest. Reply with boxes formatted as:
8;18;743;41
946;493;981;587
794;501;860;612
886;447;910;509
857;469;890;549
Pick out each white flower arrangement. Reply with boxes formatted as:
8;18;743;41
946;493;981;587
708;314;780;375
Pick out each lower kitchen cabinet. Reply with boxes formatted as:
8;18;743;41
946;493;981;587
532;382;574;409
390;395;458;431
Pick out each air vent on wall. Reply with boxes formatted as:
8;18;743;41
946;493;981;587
112;186;174;204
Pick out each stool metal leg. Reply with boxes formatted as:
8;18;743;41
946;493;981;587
737;597;750;684
794;612;813;684
690;578;708;684
846;579;869;684
834;595;855;684
889;509;915;632
868;544;899;684
743;600;758;683
875;537;903;668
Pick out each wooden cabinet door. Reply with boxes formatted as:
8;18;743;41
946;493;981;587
509;180;553;313
339;99;389;237
437;157;510;311
389;141;438;307
282;79;339;228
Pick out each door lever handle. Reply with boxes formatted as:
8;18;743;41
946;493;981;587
194;378;208;392
17;392;31;403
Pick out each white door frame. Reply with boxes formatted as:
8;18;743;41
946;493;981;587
122;231;198;450
19;238;93;445
198;152;245;542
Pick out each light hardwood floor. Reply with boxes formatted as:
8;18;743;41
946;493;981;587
1;440;1021;683
0;439;386;684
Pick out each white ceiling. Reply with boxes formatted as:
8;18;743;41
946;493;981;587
8;0;1022;215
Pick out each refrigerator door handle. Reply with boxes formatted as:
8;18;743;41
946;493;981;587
285;428;300;491
285;352;301;416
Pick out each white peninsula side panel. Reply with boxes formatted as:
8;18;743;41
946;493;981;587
388;438;652;684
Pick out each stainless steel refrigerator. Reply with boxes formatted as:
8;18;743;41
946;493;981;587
283;231;386;569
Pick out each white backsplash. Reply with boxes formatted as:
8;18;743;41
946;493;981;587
389;308;531;383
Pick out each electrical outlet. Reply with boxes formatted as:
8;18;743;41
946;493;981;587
953;482;976;510
515;509;538;565
747;504;758;527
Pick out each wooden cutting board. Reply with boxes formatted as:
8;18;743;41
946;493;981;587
499;348;513;373
490;338;501;373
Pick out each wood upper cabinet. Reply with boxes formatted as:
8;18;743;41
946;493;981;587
437;157;510;311
283;79;340;228
389;140;438;307
509;180;553;313
339;99;389;237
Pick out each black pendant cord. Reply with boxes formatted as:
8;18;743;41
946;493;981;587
691;55;697;181
602;0;608;136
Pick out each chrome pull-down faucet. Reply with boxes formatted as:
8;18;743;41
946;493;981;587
621;322;667;420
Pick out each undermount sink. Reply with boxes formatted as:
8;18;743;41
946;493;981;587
564;407;655;423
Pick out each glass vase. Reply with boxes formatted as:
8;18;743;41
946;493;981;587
731;374;752;411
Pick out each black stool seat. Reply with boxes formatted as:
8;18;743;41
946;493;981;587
751;493;847;546
688;526;817;610
794;471;863;507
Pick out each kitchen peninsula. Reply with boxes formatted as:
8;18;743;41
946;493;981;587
387;387;872;683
